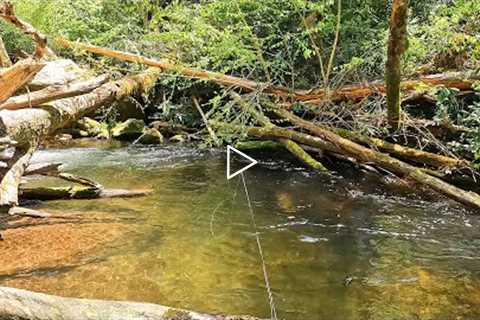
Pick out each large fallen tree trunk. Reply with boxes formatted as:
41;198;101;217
0;68;160;147
56;38;480;105
0;286;260;320
0;68;160;207
0;59;45;103
0;75;108;110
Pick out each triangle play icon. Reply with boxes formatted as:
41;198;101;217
227;145;258;180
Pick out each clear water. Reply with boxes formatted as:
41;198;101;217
2;141;480;320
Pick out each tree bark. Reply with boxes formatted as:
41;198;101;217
386;0;409;129
0;75;108;110
0;286;260;320
0;59;45;103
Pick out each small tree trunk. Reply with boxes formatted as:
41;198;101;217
386;0;409;130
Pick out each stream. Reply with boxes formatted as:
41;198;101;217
2;141;480;320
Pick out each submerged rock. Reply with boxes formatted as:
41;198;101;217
137;128;164;145
111;119;146;140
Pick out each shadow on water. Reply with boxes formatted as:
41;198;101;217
1;141;480;320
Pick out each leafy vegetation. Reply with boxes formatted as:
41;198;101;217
2;0;479;157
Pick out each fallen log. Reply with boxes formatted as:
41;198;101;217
0;68;160;208
0;75;108;110
271;108;480;210
55;37;296;98
306;122;468;169
0;286;260;320
0;68;160;147
20;186;152;200
0;1;57;59
230;92;328;171
0;145;35;207
0;59;45;103
56;38;480;105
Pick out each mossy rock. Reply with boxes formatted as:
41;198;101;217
137;128;164;145
111;119;146;140
77;117;109;139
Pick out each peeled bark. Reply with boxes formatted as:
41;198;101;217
0;59;45;103
0;75;108;110
0;286;260;320
386;0;409;129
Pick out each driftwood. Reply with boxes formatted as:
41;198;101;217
20;186;152;200
0;1;56;59
0;59;45;103
0;145;35;207
56;38;480;105
0;286;261;320
0;75;108;110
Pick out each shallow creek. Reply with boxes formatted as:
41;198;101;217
1;141;480;320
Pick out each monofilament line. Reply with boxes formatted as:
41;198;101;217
241;172;278;320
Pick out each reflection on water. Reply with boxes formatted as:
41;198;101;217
2;142;480;320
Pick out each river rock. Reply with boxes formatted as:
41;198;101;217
29;59;86;89
76;117;109;139
137;128;164;145
111;119;146;140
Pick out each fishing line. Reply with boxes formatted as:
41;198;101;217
241;172;278;320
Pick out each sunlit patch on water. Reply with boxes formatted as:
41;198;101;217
1;141;480;320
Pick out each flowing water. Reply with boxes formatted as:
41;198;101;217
2;141;480;320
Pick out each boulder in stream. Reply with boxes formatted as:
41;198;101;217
137;128;164;145
111;119;146;140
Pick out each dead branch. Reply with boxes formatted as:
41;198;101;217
0;59;45;103
0;75;108;110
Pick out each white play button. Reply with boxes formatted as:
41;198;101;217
226;145;258;180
